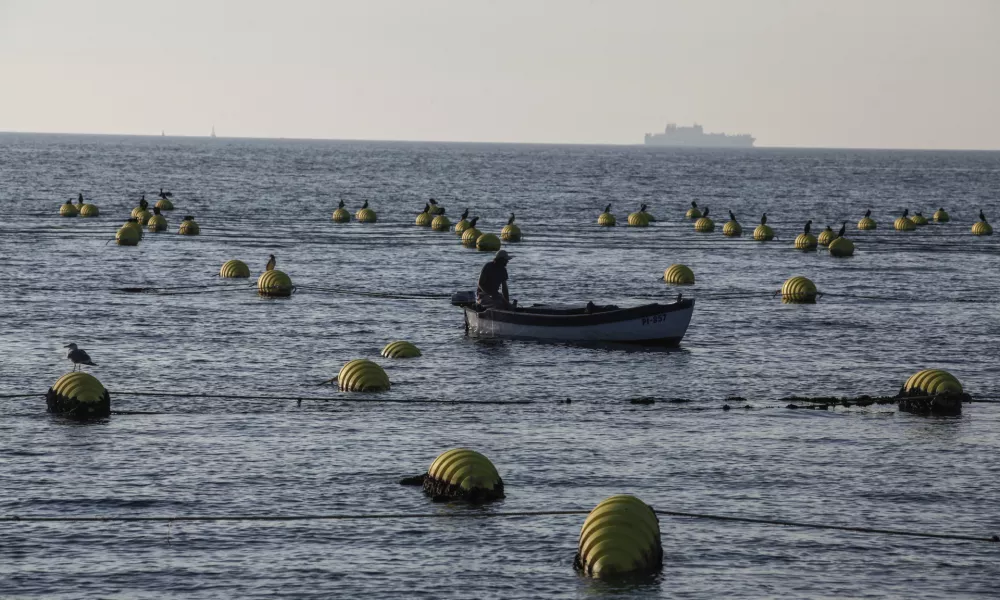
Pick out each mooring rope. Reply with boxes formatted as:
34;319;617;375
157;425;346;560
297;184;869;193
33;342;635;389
0;390;532;405
0;508;994;543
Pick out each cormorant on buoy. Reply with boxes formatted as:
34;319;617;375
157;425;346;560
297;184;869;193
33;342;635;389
902;208;909;218
265;254;276;271
159;188;173;199
429;198;441;211
980;210;988;222
729;210;736;221
64;343;97;372
338;199;345;209
139;195;148;210
460;208;469;220
691;201;698;209
761;213;767;225
129;217;140;224
640;203;648;212
865;209;871;218
153;206;161;215
361;200;369;209
702;207;710;217
77;193;84;204
837;221;847;238
804;220;812;234
508;213;516;225
468;216;479;228
182;215;194;221
421;203;430;214
603;204;611;213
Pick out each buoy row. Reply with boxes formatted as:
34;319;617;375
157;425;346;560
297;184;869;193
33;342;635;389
336;340;422;391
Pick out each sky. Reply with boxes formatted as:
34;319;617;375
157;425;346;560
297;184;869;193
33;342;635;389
1;0;998;149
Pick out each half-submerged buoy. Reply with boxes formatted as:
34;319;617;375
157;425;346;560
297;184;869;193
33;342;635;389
454;219;472;235
422;448;504;503
147;207;168;232
257;269;292;297
598;204;616;226
693;208;714;232
220;259;251;278
79;203;99;217
663;264;694;285
933;208;950;223
131;207;152;225
60;201;79;217
911;212;929;226
461;227;482;247
722;217;742;237
972;211;992;236
337;359;390;392
120;218;144;240
431;215;451;231
574;495;662;579
685;201;702;219
116;225;140;246
858;209;876;230
332;207;351;223
476;232;502;251
898;369;966;415
828;236;855;257
415;204;433;226
794;233;817;249
178;215;200;235
894;209;916;231
155;198;174;211
356;205;377;223
46;372;111;419
627;211;650;227
381;341;421;358
501;214;522;241
781;276;817;303
753;224;774;241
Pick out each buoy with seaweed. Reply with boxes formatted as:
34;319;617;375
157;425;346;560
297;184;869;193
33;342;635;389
46;372;111;419
693;207;714;232
780;276;818;303
794;220;817;250
574;495;662;579
898;368;966;415
501;213;522;241
598;204;616;226
220;259;251;278
337;359;390;392
381;341;421;358
420;448;504;503
663;264;694;285
857;209;876;230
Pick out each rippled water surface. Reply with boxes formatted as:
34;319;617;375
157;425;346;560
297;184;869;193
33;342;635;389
1;134;999;599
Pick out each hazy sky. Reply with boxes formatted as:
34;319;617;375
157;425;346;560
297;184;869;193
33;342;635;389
1;0;998;148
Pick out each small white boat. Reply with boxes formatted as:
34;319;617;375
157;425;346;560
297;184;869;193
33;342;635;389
451;292;694;346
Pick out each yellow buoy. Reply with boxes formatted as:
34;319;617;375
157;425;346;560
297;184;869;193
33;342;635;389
429;201;445;215
911;213;929;226
753;224;774;241
902;369;963;396
781;276;818;303
857;217;877;230
79;204;99;217
415;211;433;226
574;494;662;578
627;212;650;227
257;269;293;297
337;359;390;392
454;219;472;235
423;448;504;502
894;216;916;231
131;207;152;225
817;227;836;246
431;215;451;231
60;202;79;217
147;214;168;232
155;198;174;210
794;233;817;250
356;207;377;223
476;233;501;251
178;216;200;235
332;207;351;223
694;216;715;232
663;264;694;285
971;221;993;236
643;211;656;222
461;227;482;247
220;259;251;278
121;218;144;239
46;372;111;418
598;212;616;227
828;237;855;257
381;341;421;358
501;223;522;242
933;208;950;223
115;225;140;246
722;220;742;237
685;204;702;219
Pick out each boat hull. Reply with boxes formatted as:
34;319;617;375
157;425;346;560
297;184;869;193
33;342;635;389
463;299;694;346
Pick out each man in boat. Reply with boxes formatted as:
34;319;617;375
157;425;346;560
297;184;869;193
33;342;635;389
477;250;512;310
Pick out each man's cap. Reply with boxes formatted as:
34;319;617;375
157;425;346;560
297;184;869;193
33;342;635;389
495;249;512;261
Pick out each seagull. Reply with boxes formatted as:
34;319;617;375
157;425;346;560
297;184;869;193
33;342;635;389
361;200;369;209
761;213;767;226
603;204;611;214
980;209;988;222
265;254;276;271
837;221;847;238
65;343;96;371
804;220;812;234
460;208;469;220
864;209;871;218
729;210;736;221
508;213;516;225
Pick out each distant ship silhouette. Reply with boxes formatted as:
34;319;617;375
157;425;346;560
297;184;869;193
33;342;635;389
645;123;755;148
210;125;216;138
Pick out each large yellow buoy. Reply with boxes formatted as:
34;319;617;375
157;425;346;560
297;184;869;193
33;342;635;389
356;207;377;223
663;264;694;285
722;220;742;237
694;212;715;232
147;213;168;232
627;212;650;227
178;216;200;235
415;210;433;226
220;259;251;278
911;212;929;226
933;208;950;223
454;219;472;235
501;215;522;242
828;237;855;257
79;204;99;217
817;227;836;246
753;224;774;241
155;198;174;211
685;202;702;219
131;207;152;225
781;276;818;303
461;227;482;247
598;205;616;227
115;225;140;246
121;218;144;240
60;201;79;217
257;269;293;297
381;341;421;358
574;495;662;579
894;216;916;231
332;207;351;223
46;372;111;418
971;221;993;236
794;233;817;250
901;369;963;396
337;359;390;392
431;215;451;231
858;216;877;230
476;233;502;251
423;448;504;502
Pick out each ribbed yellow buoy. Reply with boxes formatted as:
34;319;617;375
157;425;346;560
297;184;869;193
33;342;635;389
598;212;617;227
476;233;502;251
643;211;656;222
894;216;916;231
178;217;200;235
220;259;251;278
781;276;818;303
828;237;855;257
415;211;433;226
79;204;99;217
901;369;963;396
794;233;817;250
155;198;174;211
722;220;742;237
60;202;79;217
337;359;390;392
381;340;421;358
753;224;774;241
663;264;694;285
131;207;152;225
115;225;140;246
356;207;377;223
971;221;993;236
147;214;168;232
257;269;293;297
911;213;929;226
933;208;950;223
423;448;504;502
685;206;702;219
501;223;522;242
431;215;451;231
46;372;111;418
817;227;836;246
694;217;715;232
121;218;144;240
857;217;877;230
332;208;351;223
574;494;662;578
627;212;650;227
461;227;482;247
454;219;472;235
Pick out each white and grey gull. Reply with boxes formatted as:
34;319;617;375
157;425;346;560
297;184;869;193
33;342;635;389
64;343;97;371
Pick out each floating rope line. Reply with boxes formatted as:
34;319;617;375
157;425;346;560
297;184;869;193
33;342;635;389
0;508;994;543
107;391;534;405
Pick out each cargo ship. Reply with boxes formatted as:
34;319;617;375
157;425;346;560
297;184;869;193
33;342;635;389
644;123;755;148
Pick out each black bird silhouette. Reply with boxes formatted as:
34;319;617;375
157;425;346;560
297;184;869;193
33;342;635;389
729;210;736;221
902;208;909;218
338;199;345;209
980;209;987;222
361;200;369;209
183;215;194;221
702;207;710;218
603;204;611;213
804;220;812;234
508;213;516;225
864;209;871;218
421;203;430;213
128;217;139;224
691;201;698;208
139;195;148;210
429;198;438;207
153;206;161;215
761;213;767;225
915;211;924;218
159;188;173;199
837;221;847;238
265;254;276;271
640;204;648;212
460;208;469;220
468;216;479;228
77;193;84;204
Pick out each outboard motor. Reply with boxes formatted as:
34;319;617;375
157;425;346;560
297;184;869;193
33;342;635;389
450;290;476;308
